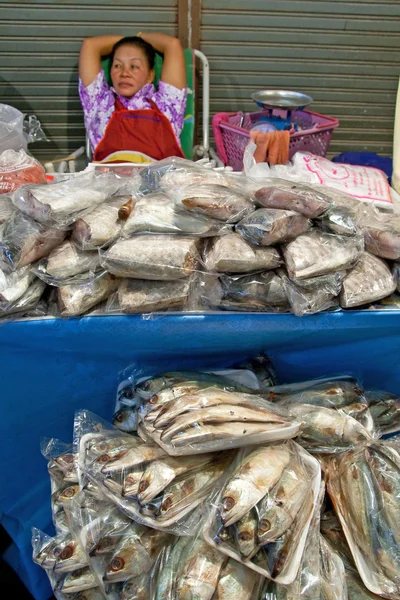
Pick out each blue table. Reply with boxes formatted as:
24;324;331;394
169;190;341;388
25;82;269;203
1;312;400;600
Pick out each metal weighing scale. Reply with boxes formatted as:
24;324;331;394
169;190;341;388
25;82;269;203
250;90;313;133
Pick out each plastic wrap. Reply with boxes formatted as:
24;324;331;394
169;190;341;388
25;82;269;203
283;229;364;280
139;386;301;455
236;208;311;247
326;441;400;598
117;277;194;314
0;194;15;224
171;183;255;224
279;269;341;317
253;180;332;218
100;235;201;281
0;265;35;305
0;148;47;195
0;277;46;317
360;213;400;260
203;233;282;274
0;211;66;272
365;390;400;436
72;198;128;250
200;271;289;312
57;274;118;317
340;252;396;309
122;192;232;238
13;171;124;226
318;205;360;237
32;240;101;286
319;535;347;600
203;441;321;584
141;157;227;193
74;409;234;534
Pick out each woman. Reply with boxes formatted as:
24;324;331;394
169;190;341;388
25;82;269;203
79;33;187;163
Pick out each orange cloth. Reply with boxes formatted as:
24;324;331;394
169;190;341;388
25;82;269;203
250;129;290;165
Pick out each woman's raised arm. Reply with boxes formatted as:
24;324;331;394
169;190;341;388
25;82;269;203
139;33;186;90
79;35;123;87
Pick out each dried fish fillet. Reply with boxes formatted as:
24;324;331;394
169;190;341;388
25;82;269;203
237;208;311;246
204;233;281;273
101;235;200;280
179;183;254;223
72;197;126;249
255;180;332;218
58;274;118;317
44;240;99;279
118;278;191;313
340;252;396;308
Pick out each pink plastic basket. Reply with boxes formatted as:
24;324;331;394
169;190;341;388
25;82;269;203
213;108;339;171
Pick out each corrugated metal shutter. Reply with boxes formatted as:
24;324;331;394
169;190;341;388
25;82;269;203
0;1;178;160
201;0;400;157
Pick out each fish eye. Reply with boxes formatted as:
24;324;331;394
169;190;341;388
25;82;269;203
115;413;124;423
63;487;77;498
223;496;236;511
111;557;125;571
124;388;135;399
149;394;158;404
60;545;74;560
97;454;111;463
239;531;252;541
161;497;172;512
258;519;271;533
139;480;149;492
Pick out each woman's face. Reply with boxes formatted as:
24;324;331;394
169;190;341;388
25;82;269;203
111;45;154;98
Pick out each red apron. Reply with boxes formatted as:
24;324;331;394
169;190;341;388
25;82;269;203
93;98;185;163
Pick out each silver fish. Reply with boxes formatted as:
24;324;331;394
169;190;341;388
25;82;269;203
180;183;254;223
176;538;226;600
101;444;166;475
204;232;281;273
159;403;288;443
340;252;396;308
120;576;150;600
236;208;311;246
118;278;191;314
74;589;106;600
213;558;260;600
319;535;347;600
85;434;141;459
113;407;137;433
254;181;331;218
169;421;288;448
137;454;214;504
33;535;64;569
44;240;99;279
103;528;167;583
58;273;118;317
267;378;365;409
216;271;289;311
57;566;97;594
0;212;66;271
220;444;290;527
53;537;88;573
102;235;200;280
232;509;259;560
72;197;125;250
283;230;364;280
320;206;360;237
52;484;80;508
122;469;145;498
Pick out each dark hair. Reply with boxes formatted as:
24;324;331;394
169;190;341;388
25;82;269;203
110;36;156;70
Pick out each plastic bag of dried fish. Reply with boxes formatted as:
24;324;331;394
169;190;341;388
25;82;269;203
122;192;232;238
265;376;375;452
32;240;102;287
75;409;234;533
253;179;332;218
72;197;130;251
326;440;400;598
12;170;125;226
139;385;302;455
0;211;66;273
236;208;311;246
0;193;15;223
199;271;289;313
319;534;348;600
340;252;396;309
360;212;400;260
170;183;255;224
203;440;321;584
203;233;282;274
279;269;341;317
57;273;118;317
283;229;364;280
115;276;196;315
317;205;361;237
140;156;228;193
0;276;46;318
100;234;201;281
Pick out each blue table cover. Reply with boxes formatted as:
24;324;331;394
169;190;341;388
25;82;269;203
1;312;400;600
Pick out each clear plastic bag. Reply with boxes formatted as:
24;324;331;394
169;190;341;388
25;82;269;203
0;211;66;272
0;277;46;318
57;273;118;317
283;229;364;280
13;170;124;226
365;390;400;435
319;535;347;600
279;269;340;317
340;252;396;309
139;385;301;455
253;179;332;218
72;197;128;250
140;156;227;193
74;409;234;533
203;441;321;584
0;149;47;195
326;441;400;598
116;276;194;314
236;208;311;246
100;235;201;281
200;271;289;313
0;193;15;223
318;205;361;237
122;192;232;238
170;183;255;224
32;240;101;286
0;265;35;306
203;233;282;274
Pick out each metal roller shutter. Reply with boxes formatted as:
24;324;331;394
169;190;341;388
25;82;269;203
201;0;400;157
0;0;178;159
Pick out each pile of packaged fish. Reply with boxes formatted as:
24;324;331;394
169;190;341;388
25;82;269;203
32;356;400;599
2;157;400;318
